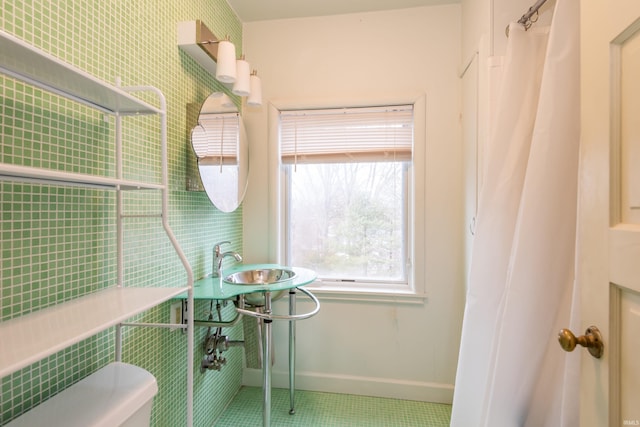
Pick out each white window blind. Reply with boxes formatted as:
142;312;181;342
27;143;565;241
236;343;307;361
191;112;239;165
279;105;413;164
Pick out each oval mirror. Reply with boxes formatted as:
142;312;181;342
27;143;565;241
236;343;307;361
191;92;249;212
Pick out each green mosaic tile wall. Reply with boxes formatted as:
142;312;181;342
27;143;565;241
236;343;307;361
0;0;246;425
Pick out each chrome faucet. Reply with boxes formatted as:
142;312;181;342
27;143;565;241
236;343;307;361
212;241;242;278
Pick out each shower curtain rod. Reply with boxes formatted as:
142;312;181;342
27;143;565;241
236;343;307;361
517;0;548;29
506;0;549;37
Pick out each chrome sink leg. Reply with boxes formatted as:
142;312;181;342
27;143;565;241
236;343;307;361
263;292;272;427
255;307;264;368
233;286;320;426
289;289;296;415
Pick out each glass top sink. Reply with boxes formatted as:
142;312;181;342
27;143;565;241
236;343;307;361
178;264;317;302
223;268;296;286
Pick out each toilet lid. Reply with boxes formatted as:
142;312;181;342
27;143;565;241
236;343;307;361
6;362;158;427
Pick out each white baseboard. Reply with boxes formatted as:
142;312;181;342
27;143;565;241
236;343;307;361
242;368;454;404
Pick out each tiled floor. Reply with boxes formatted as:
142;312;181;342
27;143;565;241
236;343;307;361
214;387;452;426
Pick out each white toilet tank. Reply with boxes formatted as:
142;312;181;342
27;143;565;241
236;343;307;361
6;362;158;427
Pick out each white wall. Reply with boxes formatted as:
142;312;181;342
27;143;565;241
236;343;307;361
240;5;464;402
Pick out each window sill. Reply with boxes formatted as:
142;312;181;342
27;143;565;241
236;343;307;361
302;282;427;305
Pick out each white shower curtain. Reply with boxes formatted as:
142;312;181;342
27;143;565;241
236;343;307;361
451;0;580;425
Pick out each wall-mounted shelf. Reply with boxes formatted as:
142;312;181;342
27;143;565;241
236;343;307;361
0;162;166;190
0;29;159;115
0;287;188;378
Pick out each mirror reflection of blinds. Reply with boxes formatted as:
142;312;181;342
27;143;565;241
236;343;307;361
279;105;413;165
192;112;239;159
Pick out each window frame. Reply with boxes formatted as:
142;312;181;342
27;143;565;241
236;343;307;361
267;94;427;299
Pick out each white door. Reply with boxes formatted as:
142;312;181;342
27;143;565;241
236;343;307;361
580;1;640;426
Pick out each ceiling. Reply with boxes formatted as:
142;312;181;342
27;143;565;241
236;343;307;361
226;0;460;22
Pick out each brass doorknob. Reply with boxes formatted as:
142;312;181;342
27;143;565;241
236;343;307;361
558;326;604;359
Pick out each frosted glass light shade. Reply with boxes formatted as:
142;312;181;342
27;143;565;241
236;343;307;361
232;58;251;96
247;73;262;107
215;40;237;83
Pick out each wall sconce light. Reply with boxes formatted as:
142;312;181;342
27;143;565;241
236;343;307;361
247;71;262;107
213;37;237;84
177;20;262;106
232;56;251;96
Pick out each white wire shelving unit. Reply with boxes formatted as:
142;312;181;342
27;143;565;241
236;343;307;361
0;29;195;427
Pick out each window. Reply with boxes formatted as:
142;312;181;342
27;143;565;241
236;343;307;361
279;105;415;293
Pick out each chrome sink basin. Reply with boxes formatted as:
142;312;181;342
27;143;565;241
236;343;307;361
224;268;296;286
223;268;296;306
